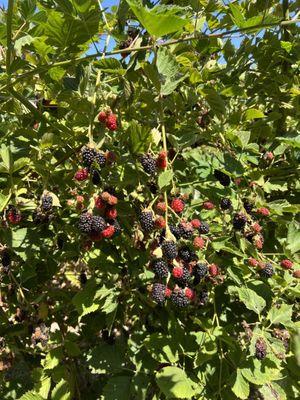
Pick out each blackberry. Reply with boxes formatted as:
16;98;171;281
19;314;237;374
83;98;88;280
243;200;253;214
220;198;232;210
255;338;267;360
232;213;247;230
1;250;11;268
140;154;157;175
80;272;87;285
91;216;106;233
152;283;167;305
260;263;274;278
41;195;53;212
162;240;177;260
170;290;189;308
33;210;50;224
178;246;196;262
91;169;101;185
170;224;182;239
81;147;96;168
95;152;106;168
139;211;154;232
198;221;209;234
151;258;169;279
78;212;93;234
198;289;209;305
178;223;193;239
194;263;208;284
147;182;158;194
173;267;191;287
214;169;231;186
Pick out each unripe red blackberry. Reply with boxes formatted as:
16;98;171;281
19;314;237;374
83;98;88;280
184;287;195;300
105;208;117;220
281;259;293;270
248;257;259;267
178;246;196;262
254;234;264;250
172;266;191;287
41;194;53;212
293;270;300;278
162;240;177;260
152;283;169;305
102;225;115;238
252;222;262;233
156;151;167;169
193;236;205;250
256;207;270;216
74;168;89;181
155;216;166;229
106;113;118;131
214;169;231;186
255;338;267;360
259;263;274;278
170;289;190;308
81;146;96;168
264;151;274;161
139;211;154;232
98;111;107;123
151;258;169;279
191;219;201;229
220;198;232;210
78;212;93;234
140;154;157;175
203;201;215;210
95;196;105;209
91;215;106;234
156;202;166;213
198;221;210;234
209;263;219;277
232;213;247;230
6;206;22;224
194;263;208;284
171;198;185;214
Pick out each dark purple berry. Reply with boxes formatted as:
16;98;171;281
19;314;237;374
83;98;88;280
232;213;247;230
162;241;177;260
214;169;231;186
41;195;53;212
140;154;157;175
260;263;274;278
91;216;106;233
152;283;167;305
151;258;169;279
194;263;208;284
139;211;154;232
255;338;267;360
170;290;189;308
198;221;209;234
178;246;196;262
78;212;93;234
81;146;97;168
220;198;232;210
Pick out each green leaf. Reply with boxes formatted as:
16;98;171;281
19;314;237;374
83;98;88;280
51;379;71;400
267;304;293;327
232;369;250;400
156;366;196;399
87;342;125;374
125;0;188;37
158;170;173;189
128;121;152;154
229;3;245;28
95;58;126;75
236;287;266;314
103;376;131;400
244;109;265;121
44;347;63;370
200;88;225;116
72;280;100;317
286;222;300;254
13;157;31;173
12;228;27;249
0;193;11;212
157;47;179;80
0;144;12;171
19;392;44;400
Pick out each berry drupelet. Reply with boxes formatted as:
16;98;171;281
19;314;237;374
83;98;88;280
194;263;208;284
151;258;169;279
162;240;178;260
91;216;106;234
214;169;231;186
81;146;97;168
178;246;196;262
140;154;157;175
139;211;154;233
198;221;210;234
170;289;190;308
220;198;232;210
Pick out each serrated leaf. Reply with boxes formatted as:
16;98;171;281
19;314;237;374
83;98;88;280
51;379;70;400
12;228;27;249
19;392;44;400
232;369;250;400
103;376;131;400
237;287;266;314
87;342;125;374
0;193;11;212
157;47;179;80
0;144;12;171
244;109;265;120
156;366;195;399
13;157;31;173
158;170;173;189
44;347;63;370
128;121;152;154
95;58;126;75
267;304;293;327
286;222;300;254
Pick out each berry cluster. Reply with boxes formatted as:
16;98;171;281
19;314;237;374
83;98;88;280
97;110;118;131
78;190;121;242
75;146;110;185
33;194;55;225
139;151;167;175
6;206;22;225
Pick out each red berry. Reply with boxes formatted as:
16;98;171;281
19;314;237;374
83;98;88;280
191;219;201;229
203;201;215;210
172;267;184;279
235;178;242;186
264;151;274;161
165;287;172;297
156;151;167;170
105;208;117;220
255;236;264;250
7;208;22;224
106;151;116;164
156;202;166;213
257;207;270;216
248;257;259;267
280;259;293;270
293;270;300;278
95;196;105;210
252;222;262;233
209;263;219;277
107;195;118;206
193;236;205;249
155;216;166;229
102;225;115;238
106;114;118;131
184;287;195;300
76;195;84;204
98;111;107;123
74;168;89;181
171;198;185;214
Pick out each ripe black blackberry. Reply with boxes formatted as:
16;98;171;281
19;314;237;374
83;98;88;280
198;289;209;305
152;283;167;305
95;152;106;168
194;263;208;284
1;250;11;268
147;182;158;194
140;154;157;175
33;210;50;224
139;211;154;232
243;200;253;214
255;338;267;360
81;146;96;168
78;212;93;234
173;267;191;287
198;221;209;234
91;169;101;185
41;195;53;212
220;198;232;210
151;258;168;279
178;246;196;262
232;213;247;230
260;263;274;278
214;169;231;186
178;223;193;239
170;290;189;308
91;216;106;233
162;240;177;260
80;272;87;285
